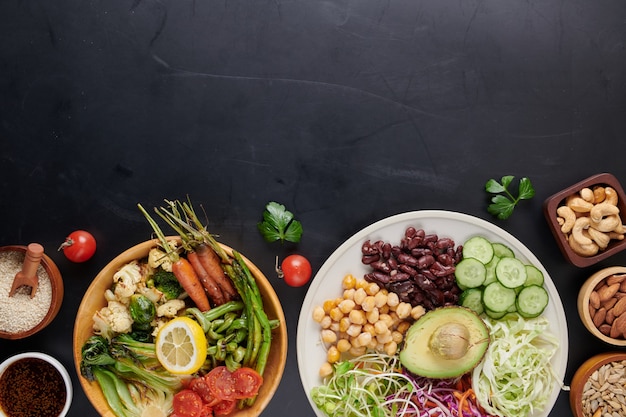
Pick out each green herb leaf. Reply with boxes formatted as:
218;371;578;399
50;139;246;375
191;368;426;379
485;176;535;220
257;202;303;243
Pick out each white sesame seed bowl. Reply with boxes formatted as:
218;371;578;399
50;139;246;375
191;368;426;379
0;245;64;340
0;351;73;417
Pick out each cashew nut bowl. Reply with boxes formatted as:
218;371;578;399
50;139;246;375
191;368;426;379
543;173;626;267
577;266;626;347
569;352;626;417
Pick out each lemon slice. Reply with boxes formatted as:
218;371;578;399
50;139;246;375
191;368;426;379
156;316;207;375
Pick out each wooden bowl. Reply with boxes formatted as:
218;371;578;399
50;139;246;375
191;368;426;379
569;352;626;417
543;173;626;267
577;266;626;347
0;245;64;340
73;238;287;417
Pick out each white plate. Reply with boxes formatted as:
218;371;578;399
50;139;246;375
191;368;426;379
297;210;568;417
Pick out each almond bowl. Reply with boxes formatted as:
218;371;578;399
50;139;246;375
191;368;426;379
73;238;287;417
543;173;626;267
569;352;626;417
577;266;626;347
0;245;64;340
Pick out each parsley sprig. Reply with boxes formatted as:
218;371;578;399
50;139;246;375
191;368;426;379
486;176;535;220
257;201;303;243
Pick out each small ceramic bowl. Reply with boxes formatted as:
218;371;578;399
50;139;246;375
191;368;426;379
578;266;626;347
73;238;287;417
0;245;64;339
0;352;73;417
544;173;626;267
569;352;626;417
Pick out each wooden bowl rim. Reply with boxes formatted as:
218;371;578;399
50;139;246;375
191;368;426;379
577;266;626;347
0;245;64;340
72;238;287;417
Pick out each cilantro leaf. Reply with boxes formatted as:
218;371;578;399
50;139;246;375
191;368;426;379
485;176;535;220
257;202;303;243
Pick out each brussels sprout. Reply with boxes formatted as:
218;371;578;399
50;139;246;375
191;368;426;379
129;294;156;327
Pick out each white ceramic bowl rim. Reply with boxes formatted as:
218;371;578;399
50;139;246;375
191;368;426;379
0;352;73;417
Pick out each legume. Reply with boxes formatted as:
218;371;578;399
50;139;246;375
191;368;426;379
0;250;52;333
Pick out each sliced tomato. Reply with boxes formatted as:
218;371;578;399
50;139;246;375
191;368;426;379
200;403;214;417
173;389;204;417
206;366;238;401
232;367;263;399
213;399;236;416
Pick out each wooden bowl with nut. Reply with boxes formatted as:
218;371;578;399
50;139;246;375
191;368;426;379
569;352;626;417
578;266;626;347
543;173;626;267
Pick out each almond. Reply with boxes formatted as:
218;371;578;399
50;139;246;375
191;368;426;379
599;323;612;336
609;313;626;339
598;283;620;302
621;279;626;292
607;274;626;286
593;307;607;328
613;296;626;317
606;308;616;325
590;291;601;309
602;296;618;310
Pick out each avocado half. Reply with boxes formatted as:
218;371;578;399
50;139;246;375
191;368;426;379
399;306;489;379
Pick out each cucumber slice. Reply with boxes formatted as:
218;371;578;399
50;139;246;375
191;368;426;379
454;258;486;289
460;288;484;315
495;257;527;288
483;256;500;287
482;281;516;313
524;264;545;287
484;308;508;319
492;242;515;258
516;285;549;318
462;236;494;264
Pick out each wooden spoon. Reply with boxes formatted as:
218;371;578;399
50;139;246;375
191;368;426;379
9;243;44;298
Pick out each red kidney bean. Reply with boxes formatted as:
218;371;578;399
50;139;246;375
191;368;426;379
361;226;461;310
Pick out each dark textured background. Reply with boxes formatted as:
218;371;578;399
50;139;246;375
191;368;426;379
1;0;625;415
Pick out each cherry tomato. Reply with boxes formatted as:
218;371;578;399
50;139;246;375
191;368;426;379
58;230;96;262
232;367;263;398
173;389;204;417
213;400;236;416
279;254;312;287
206;366;237;401
189;377;220;406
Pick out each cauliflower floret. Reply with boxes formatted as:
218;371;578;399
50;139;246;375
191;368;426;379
92;300;133;339
148;243;177;273
113;261;143;301
156;299;186;318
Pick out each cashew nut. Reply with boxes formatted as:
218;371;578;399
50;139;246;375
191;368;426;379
591;214;621;232
593;186;606;204
609;231;625;241
604;186;619;205
590;202;620;223
587;227;611;250
568;233;600;257
557;205;576;234
572;217;594;246
566;196;594;213
580;187;595;203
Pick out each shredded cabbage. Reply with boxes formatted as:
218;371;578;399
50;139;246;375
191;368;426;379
471;314;562;417
311;352;492;417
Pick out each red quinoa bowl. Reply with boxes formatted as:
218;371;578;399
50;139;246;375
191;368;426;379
0;245;64;340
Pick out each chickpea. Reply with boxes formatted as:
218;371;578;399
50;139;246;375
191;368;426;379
319;362;333;378
339;317;351;333
323;299;336;314
356;332;372;347
379;313;393;329
374;320;389;335
365;282;380;296
329;307;343;322
396;302;412;319
338;299;356;314
354;288;367;305
349;345;367;357
313;306;325;322
327;345;340;363
320;315;332;329
379;304;390;314
363;323;375;336
321;329;337;344
356;280;368;290
349;309;366;325
386;292;400;308
366;307;380;324
396;321;410;334
374;291;388;308
384;341;398;356
411;305;426;320
391;330;403;344
342;274;357;290
329;321;340;332
343;288;356;301
377;331;393;344
337;339;351;353
346;323;362;337
361;296;376;312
